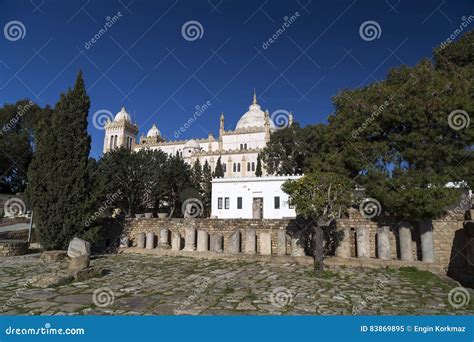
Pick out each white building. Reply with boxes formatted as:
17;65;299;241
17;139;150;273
102;91;294;177
211;175;302;219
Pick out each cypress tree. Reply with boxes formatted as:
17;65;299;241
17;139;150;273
27;71;95;250
213;156;224;178
191;159;203;189
255;154;263;177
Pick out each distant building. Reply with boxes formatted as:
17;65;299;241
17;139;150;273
102;91;294;177
211;175;301;219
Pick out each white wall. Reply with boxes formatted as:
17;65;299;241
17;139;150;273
211;175;301;219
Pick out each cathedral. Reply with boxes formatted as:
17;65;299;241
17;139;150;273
102;91;293;177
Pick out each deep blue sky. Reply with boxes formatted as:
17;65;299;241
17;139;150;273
1;0;472;158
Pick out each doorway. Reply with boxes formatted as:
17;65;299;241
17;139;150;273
252;197;263;219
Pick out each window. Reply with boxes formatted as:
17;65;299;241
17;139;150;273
233;163;236;172
274;196;280;209
240;143;243;150
252;162;255;171
223;164;226;172
244;143;247;149
218;197;223;209
237;163;241;172
225;197;230;209
237;197;242;209
247;163;250;172
109;136;113;150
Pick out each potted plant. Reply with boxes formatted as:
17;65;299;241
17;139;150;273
157;207;169;219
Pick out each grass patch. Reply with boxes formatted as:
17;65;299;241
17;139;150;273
304;269;337;279
223;287;235;295
398;267;440;285
245;289;257;301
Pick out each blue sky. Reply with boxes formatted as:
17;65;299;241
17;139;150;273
1;0;472;158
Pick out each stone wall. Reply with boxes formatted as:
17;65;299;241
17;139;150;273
336;209;466;271
120;210;467;272
0;240;28;256
123;218;302;255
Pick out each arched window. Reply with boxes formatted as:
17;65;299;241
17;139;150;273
237;163;241;172
233;163;236;172
244;143;247;149
240;144;243;150
252;162;255;171
109;136;113;150
247;162;250;172
114;135;117;148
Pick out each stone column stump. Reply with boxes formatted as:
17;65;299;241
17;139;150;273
291;236;305;256
210;234;223;253
244;229;256;254
158;228;171;249
356;227;369;258
260;232;272;255
197;230;209;252
227;231;240;254
276;230;287;255
398;221;413;261
145;232;155;249
184;227;196;251
136;232;146;249
377;226;391;260
419;220;435;263
335;228;351;258
171;232;181;251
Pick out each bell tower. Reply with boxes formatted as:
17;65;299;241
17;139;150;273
103;107;139;153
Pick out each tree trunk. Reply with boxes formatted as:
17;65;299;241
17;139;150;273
313;225;324;274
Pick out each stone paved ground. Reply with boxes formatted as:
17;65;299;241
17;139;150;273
0;253;473;315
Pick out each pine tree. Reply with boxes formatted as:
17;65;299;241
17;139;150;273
202;160;213;217
27;71;95;250
213;156;224;178
255;154;263;177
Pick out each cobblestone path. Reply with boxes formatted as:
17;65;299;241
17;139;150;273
0;253;472;315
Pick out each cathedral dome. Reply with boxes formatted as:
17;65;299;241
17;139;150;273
184;139;200;149
115;107;132;122
147;124;160;137
235;91;276;130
